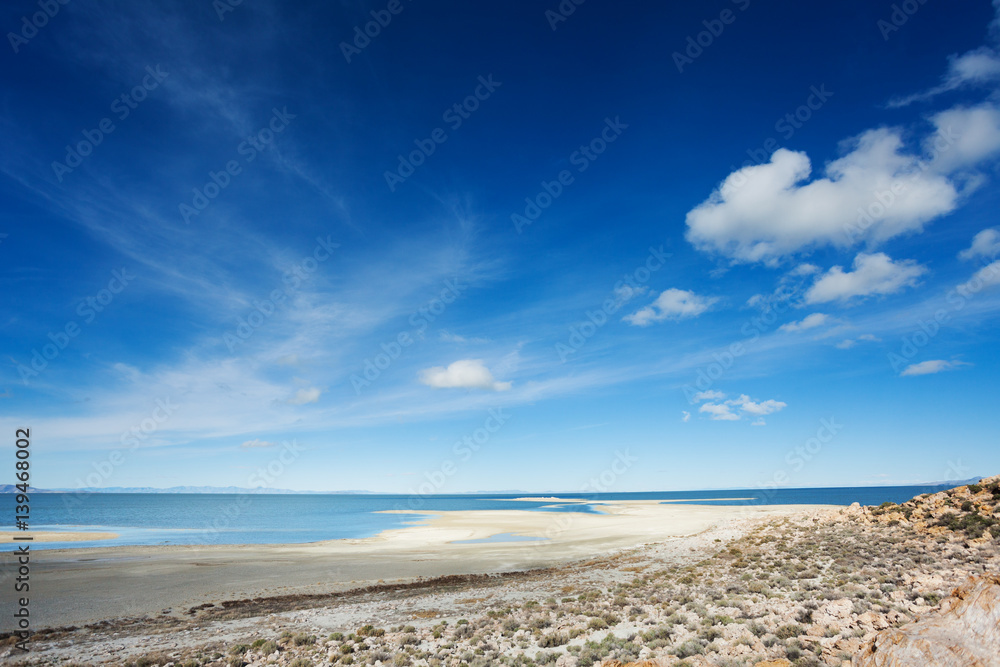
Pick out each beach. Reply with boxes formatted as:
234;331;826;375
4;482;998;666
5;500;824;629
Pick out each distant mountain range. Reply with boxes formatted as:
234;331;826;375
0;479;981;495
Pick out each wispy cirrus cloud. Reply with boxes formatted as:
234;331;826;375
779;313;830;333
900;359;972;376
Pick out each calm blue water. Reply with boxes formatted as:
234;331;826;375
1;484;952;550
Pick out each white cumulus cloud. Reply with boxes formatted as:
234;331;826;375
926;104;1000;173
419;359;512;391
698;402;741;421
624;288;718;326
728;394;787;416
804;253;925;304
959;228;1000;261
693;392;787;422
684;130;958;263
694;390;726;401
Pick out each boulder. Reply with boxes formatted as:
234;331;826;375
854;574;1000;666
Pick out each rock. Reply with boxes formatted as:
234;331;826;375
754;660;792;667
854;574;1000;666
857;611;889;630
814;598;853;627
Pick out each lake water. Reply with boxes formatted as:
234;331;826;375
2;484;951;550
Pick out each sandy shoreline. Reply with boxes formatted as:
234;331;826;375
0;501;836;630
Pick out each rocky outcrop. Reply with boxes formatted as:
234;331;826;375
852;475;1000;542
854;574;1000;667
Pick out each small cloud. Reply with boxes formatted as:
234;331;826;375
694;390;726;401
419;359;512;391
805;253;926;304
691;389;786;421
729;394;787;416
624;288;718;326
277;354;299;365
900;360;971;377
241;439;276;449
288;387;322;404
681;411;691;423
859;334;881;341
779;313;830;333
699;402;740;420
959;228;1000;261
790;263;820;276
835;339;857;350
751;418;766;426
956;260;1000;294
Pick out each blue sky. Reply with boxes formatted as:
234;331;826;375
2;0;1000;493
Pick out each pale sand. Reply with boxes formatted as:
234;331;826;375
0;530;119;543
3;501;836;629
